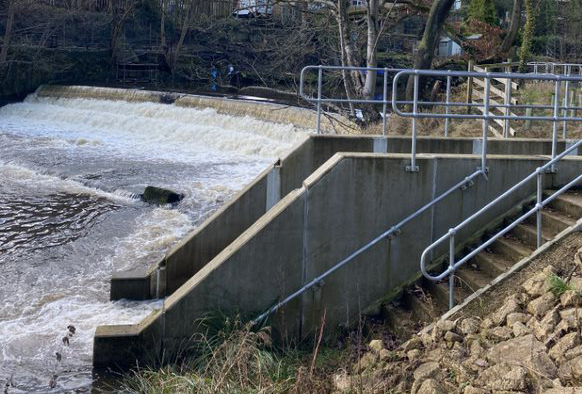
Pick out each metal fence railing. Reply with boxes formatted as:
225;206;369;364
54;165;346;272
252;66;582;325
392;69;582;172
420;139;582;310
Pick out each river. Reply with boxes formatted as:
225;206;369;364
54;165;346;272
0;93;306;392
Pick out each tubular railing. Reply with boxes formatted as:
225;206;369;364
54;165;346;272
420;139;582;310
252;166;487;325
299;65;405;135
392;69;582;172
254;66;582;325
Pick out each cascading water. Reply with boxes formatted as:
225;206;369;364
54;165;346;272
0;93;308;392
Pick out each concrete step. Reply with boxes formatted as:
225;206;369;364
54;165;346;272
509;222;552;249
490;236;533;262
402;286;447;323
471;250;513;278
425;278;472;309
456;266;493;294
382;302;423;339
543;190;582;219
528;209;577;234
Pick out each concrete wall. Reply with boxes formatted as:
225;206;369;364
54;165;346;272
110;135;582;300
94;153;582;368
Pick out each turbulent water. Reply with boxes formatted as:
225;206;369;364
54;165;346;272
0;93;307;392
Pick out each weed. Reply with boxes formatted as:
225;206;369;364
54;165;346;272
548;273;573;297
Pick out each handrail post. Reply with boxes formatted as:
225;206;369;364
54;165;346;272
445;75;451;137
448;229;456;310
563;65;571;139
504;62;512;138
382;68;388;135
316;65;323;134
536;169;543;248
481;77;491;173
407;73;420;172
551;79;561;172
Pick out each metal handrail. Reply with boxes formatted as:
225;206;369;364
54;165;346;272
253;167;487;325
299;65;406;136
392;69;582;172
420;139;582;310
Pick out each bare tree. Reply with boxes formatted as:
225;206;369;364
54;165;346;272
1;0;16;63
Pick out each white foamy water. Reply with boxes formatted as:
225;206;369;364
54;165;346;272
0;93;307;392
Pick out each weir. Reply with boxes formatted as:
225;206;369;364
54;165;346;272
94;146;582;368
30;85;581;372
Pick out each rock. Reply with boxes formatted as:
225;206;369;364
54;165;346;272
416;378;445;394
528;293;557;318
487;334;557;378
353;352;377;373
470;340;486;358
522;266;556;297
407;349;422;361
463;386;487;394
533;309;560;341
425;348;446;363
543;388;582;394
507;312;531;327
561;290;581;308
369;339;384;354
487;326;513;341
512;321;531;337
477;363;529;391
444;331;463;343
558;355;582;384
493;298;521;325
403;336;423;352
550;332;581;362
560;308;582;325
141;186;184;205
566;345;582;360
379;349;393;362
481;317;495;330
413;361;441;382
458;318;480;335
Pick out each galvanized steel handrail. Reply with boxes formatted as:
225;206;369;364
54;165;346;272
392;69;582;172
252;167;487;325
420;139;582;310
299;65;406;135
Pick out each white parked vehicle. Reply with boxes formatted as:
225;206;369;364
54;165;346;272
234;0;273;17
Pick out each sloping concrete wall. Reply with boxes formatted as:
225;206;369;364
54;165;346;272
110;136;582;300
95;153;582;368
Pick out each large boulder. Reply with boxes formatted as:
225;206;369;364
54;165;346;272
141;186;184;205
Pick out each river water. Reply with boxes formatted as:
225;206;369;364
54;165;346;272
0;94;307;392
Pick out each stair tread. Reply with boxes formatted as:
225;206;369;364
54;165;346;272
472;251;513;275
542;208;577;225
456;266;492;292
495;236;533;256
514;222;553;241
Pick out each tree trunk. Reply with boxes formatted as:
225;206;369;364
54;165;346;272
518;0;535;72
362;0;380;99
160;0;166;48
0;0;16;63
500;0;523;54
406;0;456;99
168;3;193;73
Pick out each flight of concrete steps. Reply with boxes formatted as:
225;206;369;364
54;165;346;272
385;190;582;337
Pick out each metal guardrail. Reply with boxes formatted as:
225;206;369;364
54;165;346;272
528;62;582;76
420;139;582;310
299;65;405;135
253;66;582;325
252;166;487;325
392;69;582;172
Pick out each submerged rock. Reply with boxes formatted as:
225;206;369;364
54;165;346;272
141;186;184;205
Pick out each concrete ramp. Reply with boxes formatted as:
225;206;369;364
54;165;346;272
94;152;582;368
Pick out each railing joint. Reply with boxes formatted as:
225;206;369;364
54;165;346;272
406;165;420;173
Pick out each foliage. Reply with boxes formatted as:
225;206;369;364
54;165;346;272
467;0;499;26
